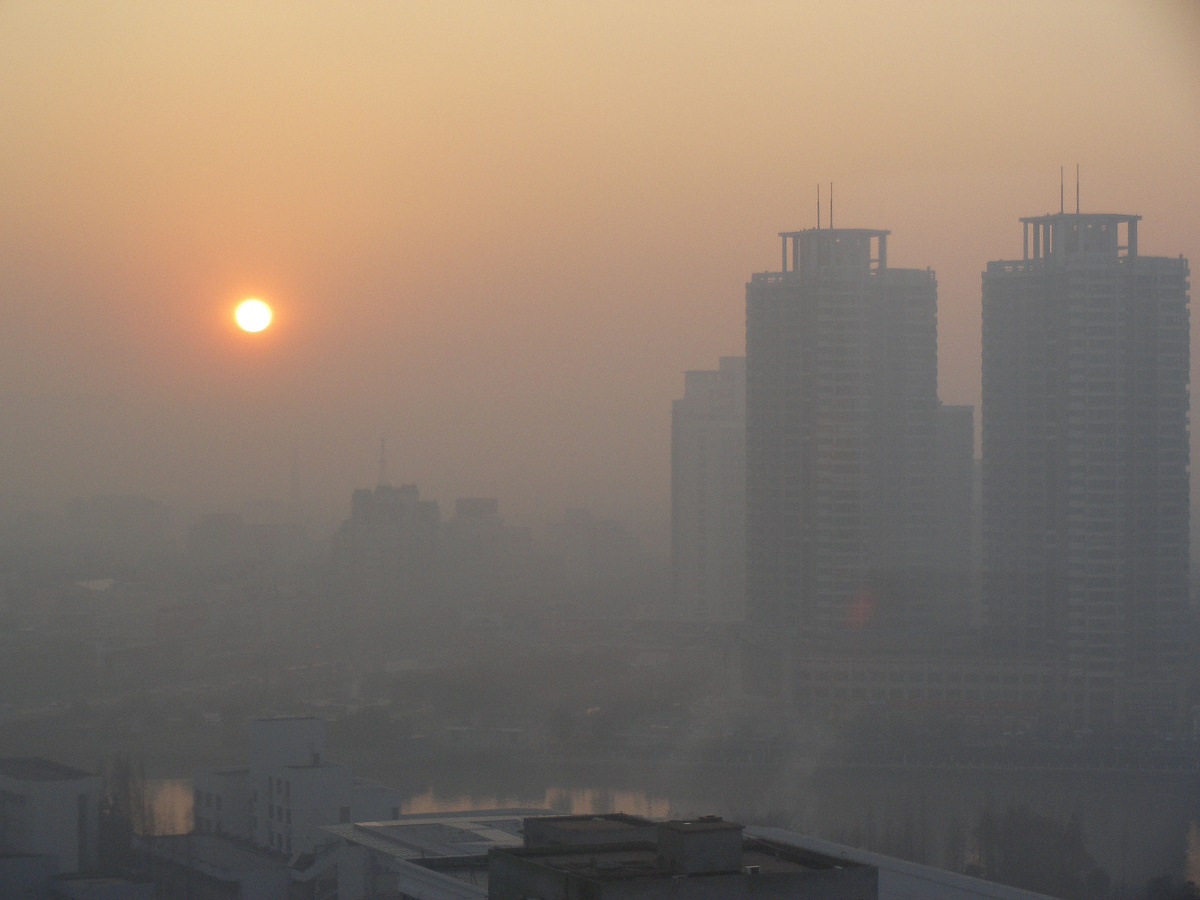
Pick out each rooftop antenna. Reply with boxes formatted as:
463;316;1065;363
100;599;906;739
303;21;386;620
377;437;388;488
816;183;821;229
829;182;834;229
1060;166;1064;214
1075;163;1080;214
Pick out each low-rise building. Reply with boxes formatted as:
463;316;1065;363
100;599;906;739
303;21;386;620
0;757;102;876
490;816;877;900
191;717;400;857
318;812;1054;900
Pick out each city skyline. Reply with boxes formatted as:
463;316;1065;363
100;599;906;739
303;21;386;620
2;3;1198;532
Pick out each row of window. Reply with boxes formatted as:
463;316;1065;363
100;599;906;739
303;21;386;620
797;686;1039;704
793;670;1038;685
194;790;222;811
268;829;292;854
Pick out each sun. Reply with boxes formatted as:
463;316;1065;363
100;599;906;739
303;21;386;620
235;298;273;333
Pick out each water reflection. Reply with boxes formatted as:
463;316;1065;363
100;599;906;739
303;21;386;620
148;778;669;832
401;786;670;818
145;778;193;835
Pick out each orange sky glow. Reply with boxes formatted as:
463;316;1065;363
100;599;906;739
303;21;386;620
1;1;1198;532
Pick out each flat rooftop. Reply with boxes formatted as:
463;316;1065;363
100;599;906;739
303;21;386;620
143;834;285;876
323;810;540;860
0;757;97;782
531;814;651;835
501;838;836;882
662;817;743;833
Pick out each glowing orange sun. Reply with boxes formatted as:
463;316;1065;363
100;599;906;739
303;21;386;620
235;298;273;333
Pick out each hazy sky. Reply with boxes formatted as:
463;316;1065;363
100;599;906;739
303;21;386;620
2;2;1198;532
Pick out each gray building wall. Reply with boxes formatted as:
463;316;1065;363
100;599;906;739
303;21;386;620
672;356;746;621
745;228;940;640
981;212;1190;728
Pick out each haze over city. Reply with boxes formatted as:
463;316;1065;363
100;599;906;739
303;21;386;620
3;1;1198;531
8;4;1200;899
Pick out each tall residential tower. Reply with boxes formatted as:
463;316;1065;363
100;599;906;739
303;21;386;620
981;212;1190;726
745;227;949;641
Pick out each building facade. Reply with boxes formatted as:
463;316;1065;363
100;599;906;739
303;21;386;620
981;212;1190;727
0;757;102;876
745;227;945;641
319;811;1054;900
671;356;746;621
192;717;400;858
331;483;441;604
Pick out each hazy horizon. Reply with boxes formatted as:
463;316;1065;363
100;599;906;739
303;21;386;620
3;1;1198;532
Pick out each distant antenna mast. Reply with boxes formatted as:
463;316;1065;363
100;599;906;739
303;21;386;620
1060;166;1064;214
377;437;388;487
1075;163;1080;214
829;182;834;229
816;183;821;229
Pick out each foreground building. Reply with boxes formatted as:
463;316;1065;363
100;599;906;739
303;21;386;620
140;801;1058;899
981;211;1190;728
490;816;875;900
190;717;400;857
0;757;101;876
320;812;1053;900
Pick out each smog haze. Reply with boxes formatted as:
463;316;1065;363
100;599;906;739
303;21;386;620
2;1;1198;529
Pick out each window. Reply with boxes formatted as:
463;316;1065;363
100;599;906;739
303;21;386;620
340;807;351;823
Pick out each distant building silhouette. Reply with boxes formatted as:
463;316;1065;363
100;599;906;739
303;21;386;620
745;226;958;643
981;211;1190;728
188;512;306;570
671;356;746;621
933;403;977;626
440;497;533;613
331;483;440;604
332;486;537;622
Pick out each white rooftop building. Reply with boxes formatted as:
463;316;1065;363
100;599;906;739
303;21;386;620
0;757;102;876
316;812;1058;900
192;717;400;858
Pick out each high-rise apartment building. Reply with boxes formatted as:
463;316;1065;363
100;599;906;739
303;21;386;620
745;228;943;640
933;403;977;625
672;356;746;621
981;212;1190;725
